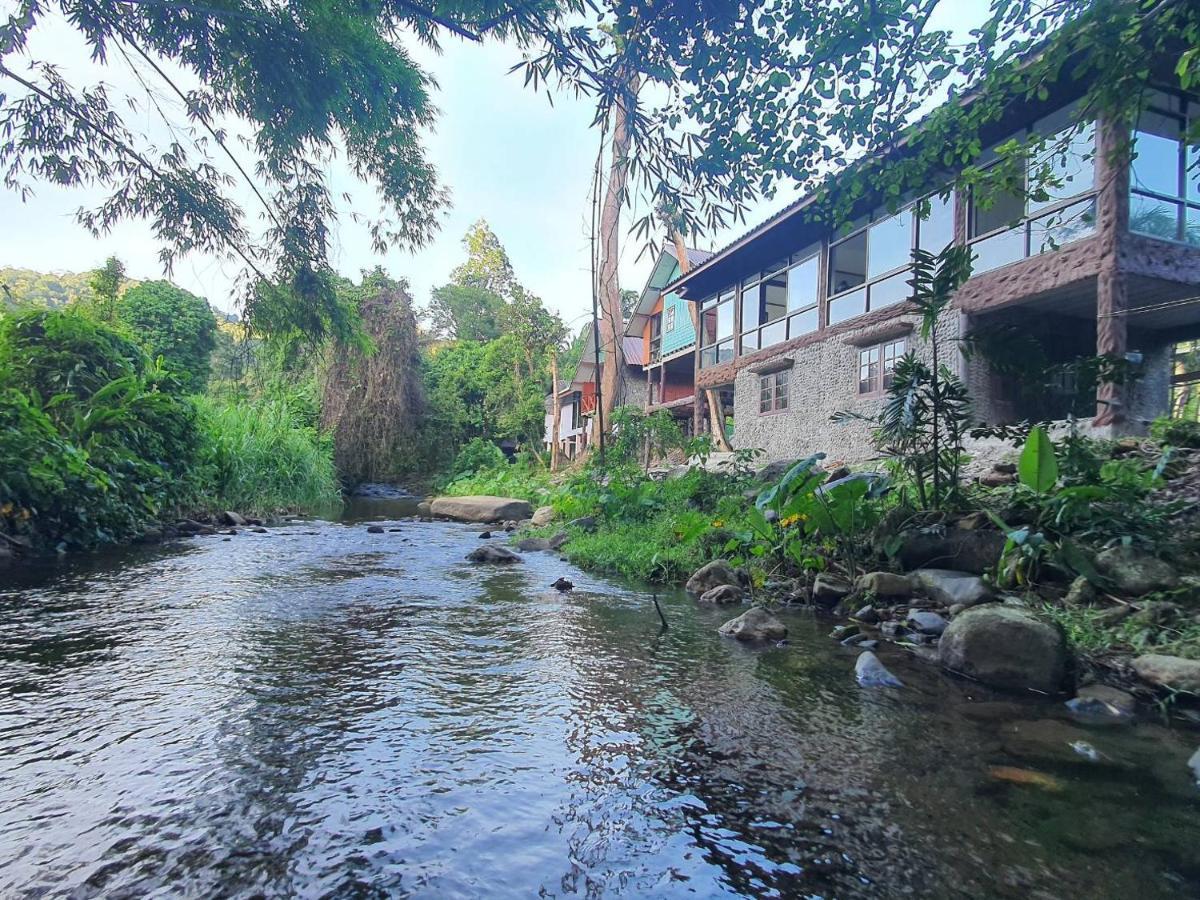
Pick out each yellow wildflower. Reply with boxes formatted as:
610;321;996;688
0;502;12;516
711;519;724;527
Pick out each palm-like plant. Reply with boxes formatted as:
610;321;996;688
833;243;975;508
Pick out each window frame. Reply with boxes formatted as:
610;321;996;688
758;369;790;415
825;193;950;327
1129;89;1200;246
698;290;736;369
857;338;907;397
968;113;1099;274
663;304;676;333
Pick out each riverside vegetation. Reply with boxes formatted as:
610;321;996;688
439;249;1200;721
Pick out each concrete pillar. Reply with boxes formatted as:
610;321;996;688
1093;110;1132;427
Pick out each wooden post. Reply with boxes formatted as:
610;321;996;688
550;350;561;471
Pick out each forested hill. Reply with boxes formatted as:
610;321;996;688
0;266;120;308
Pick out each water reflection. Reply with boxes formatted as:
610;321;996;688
0;507;1197;898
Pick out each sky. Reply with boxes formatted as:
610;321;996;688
0;3;986;329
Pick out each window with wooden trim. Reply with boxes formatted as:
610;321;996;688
759;369;790;414
858;338;906;395
664;305;676;332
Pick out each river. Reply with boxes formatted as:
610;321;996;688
1;498;1198;898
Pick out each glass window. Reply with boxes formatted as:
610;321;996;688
716;299;734;340
868;209;913;277
788;306;818;338
759;370;789;414
1132;111;1183;198
1187;206;1200;246
760;319;787;349
1130;193;1181;242
664;306;675;332
700;302;718;346
787;255;818;311
971;226;1026;275
859;338;906;394
1031;198;1096;254
828;288;866;325
741;330;759;353
869;270;910;310
858;347;879;394
971;180;1026;237
1028;123;1095;214
829;231;868;295
917;194;955;253
762;273;787;322
1188;144;1200;204
740;287;760;333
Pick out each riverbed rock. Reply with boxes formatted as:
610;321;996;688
1094;545;1179;596
366;525;385;534
979;470;1017;488
686;560;742;596
812;573;852;606
907;610;948;636
700;584;744;605
939;605;1069;693
855;571;913;598
910;569;993;608
219;510;246;526
466;544;523;564
1064;576;1097;607
718;606;787;642
531;506;556;527
569;516;597;532
1189;747;1200;786
855;650;903;687
1065;685;1137;725
1131;654;1200;693
551;577;573;592
852;604;879;625
516;537;552;551
417;500;432;517
895;527;1005;575
430;496;533;524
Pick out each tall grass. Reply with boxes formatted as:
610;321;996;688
194;395;341;515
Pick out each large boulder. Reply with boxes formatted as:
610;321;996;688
430;496;533;524
895;527;1005;575
755;458;800;483
1131;654;1200;694
686;559;742;596
466;544;523;564
718;606;788;642
910;569;993;607
1094;546;1179;596
938;605;1069;693
531;506;556;527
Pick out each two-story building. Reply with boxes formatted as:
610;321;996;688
667;81;1200;464
544;322;647;460
623;245;713;433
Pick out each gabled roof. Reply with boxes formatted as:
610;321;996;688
624;244;713;338
557;322;646;397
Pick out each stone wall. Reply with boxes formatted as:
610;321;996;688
730;309;967;464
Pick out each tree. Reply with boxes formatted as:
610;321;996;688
89;256;125;321
116;280;218;393
450;220;519;299
426;283;506;341
321;270;424;484
524;2;1199;248
619;289;638;320
0;3;576;334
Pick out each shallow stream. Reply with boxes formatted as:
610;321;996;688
1;497;1198;898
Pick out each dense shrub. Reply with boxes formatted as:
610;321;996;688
1150;416;1200;449
0;308;200;549
452;437;506;477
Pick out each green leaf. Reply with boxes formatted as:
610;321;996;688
1018;425;1058;493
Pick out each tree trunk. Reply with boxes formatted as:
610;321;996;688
596;70;641;436
550;350;561;472
670;224;732;452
